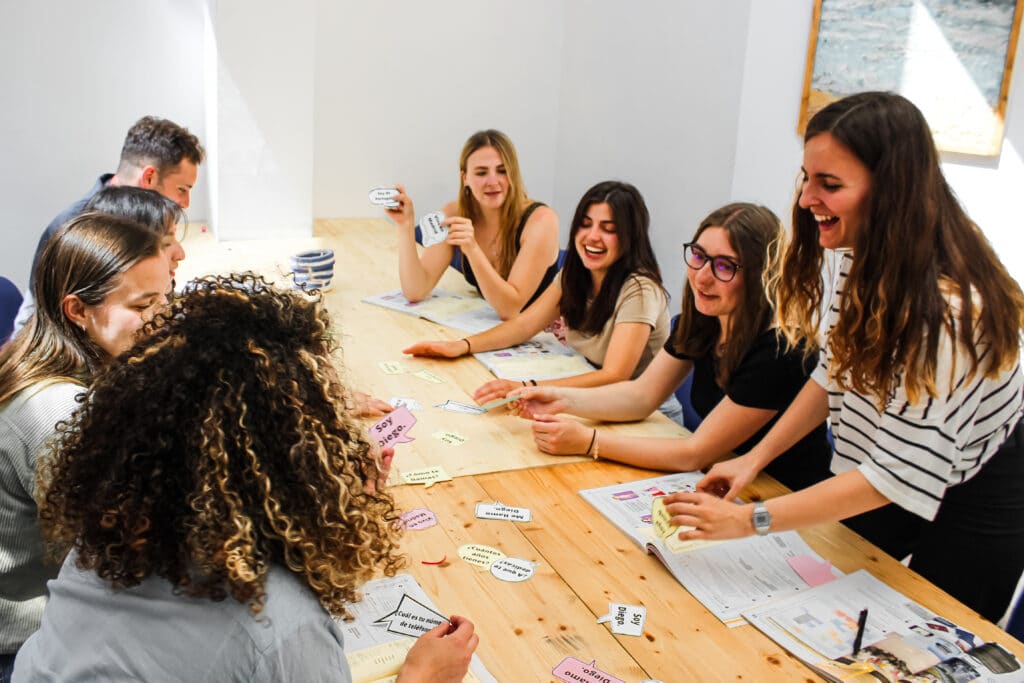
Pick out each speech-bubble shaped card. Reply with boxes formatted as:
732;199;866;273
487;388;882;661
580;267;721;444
368;186;400;208
435;399;486;416
373;594;448;638
413;369;446;384
457;543;506;569
378;360;406;375
490;557;537;582
552;657;625;683
475;501;532;522
369;406;417;450
389;396;422;411
400;508;438;530
597;602;647;637
418;211;448;247
431;430;466;447
401;466;452;488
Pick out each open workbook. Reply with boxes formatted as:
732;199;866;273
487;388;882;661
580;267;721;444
579;472;843;627
742;570;1022;682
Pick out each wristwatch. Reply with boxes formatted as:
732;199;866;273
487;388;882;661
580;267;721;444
752;501;771;536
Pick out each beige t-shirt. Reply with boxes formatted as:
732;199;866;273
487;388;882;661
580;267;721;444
566;275;669;379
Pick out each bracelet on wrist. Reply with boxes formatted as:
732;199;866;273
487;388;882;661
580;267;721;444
585;429;598;459
461;338;472;354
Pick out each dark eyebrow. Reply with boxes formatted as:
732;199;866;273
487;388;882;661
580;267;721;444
801;167;841;182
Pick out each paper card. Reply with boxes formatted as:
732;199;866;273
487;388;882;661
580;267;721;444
434;399;486;416
479;395;517;411
400;508;438;531
457;543;506;569
413;369;446;384
368;186;400;208
401;466;452;488
787;554;839;587
551;657;625;683
388;397;422;411
490;557;537;582
431;431;466;447
369;406;417;450
418;211;448;247
597;602;647;637
378;360;407;375
373;594;448;638
475;501;532;522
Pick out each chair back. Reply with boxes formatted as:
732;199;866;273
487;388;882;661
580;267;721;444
670;314;703;431
0;276;24;345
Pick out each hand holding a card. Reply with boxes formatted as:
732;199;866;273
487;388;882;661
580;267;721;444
403;340;468;359
472;378;521;405
508;385;571;418
397;615;479;683
383;183;415;230
441;215;481;255
530;414;593;455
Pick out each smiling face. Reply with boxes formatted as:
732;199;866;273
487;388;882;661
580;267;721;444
461;146;509;210
798;132;872;251
78;254;170;357
573;202;620;279
686;227;743;328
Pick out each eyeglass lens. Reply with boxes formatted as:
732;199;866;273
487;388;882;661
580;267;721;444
684;244;738;282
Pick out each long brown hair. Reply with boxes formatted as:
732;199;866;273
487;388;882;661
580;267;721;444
777;92;1024;406
39;274;404;617
671;203;783;387
455;129;530;277
0;213;161;405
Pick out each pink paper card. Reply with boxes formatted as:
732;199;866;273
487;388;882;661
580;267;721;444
369;406;417;450
787;554;838;587
552;657;624;683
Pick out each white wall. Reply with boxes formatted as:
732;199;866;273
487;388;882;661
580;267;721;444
0;0;208;291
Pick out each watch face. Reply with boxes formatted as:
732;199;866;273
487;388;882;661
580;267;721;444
753;503;771;533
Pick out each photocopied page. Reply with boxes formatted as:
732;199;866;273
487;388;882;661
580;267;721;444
338;574;496;683
362;289;501;334
474;332;595;381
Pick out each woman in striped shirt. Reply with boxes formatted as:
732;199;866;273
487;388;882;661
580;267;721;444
665;92;1024;622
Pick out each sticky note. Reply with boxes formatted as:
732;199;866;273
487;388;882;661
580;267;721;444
597;602;647;637
399;508;438;530
419;211;448;247
551;657;625;683
369;406;416;450
378;360;406;375
431;431;466;447
490;557;537;583
787;554;839;587
457;543;506;569
413;369;446;384
400;466;452;488
475;501;532;522
368;186;400;208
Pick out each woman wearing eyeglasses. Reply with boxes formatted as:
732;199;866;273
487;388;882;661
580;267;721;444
512;203;832;492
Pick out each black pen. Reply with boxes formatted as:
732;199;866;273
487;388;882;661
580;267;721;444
852;608;868;656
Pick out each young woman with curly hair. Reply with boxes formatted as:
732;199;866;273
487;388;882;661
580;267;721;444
668;92;1024;622
403;181;681;421
14;275;477;682
513;203;832;492
0;214;167;682
387;129;560;319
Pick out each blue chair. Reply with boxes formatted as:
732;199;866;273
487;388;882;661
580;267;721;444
1008;592;1024;641
557;248;567;269
414;224;462;271
0;276;24;345
670;314;704;431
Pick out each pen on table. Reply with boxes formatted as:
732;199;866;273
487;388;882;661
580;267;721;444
852;608;868;656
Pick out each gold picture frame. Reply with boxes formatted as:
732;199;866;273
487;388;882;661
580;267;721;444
799;0;1023;157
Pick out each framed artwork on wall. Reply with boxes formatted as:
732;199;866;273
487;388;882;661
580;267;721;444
799;0;1022;156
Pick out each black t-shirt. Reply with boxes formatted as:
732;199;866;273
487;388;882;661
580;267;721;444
665;329;833;492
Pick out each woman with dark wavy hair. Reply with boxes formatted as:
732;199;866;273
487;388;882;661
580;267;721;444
403;181;678;421
0;214;167;683
14;275;477;682
513;203;832;492
672;92;1024;622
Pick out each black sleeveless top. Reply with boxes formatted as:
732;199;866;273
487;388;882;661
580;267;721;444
458;202;559;311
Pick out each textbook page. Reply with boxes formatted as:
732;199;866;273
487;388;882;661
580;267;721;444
362;289;501;334
474;332;595;381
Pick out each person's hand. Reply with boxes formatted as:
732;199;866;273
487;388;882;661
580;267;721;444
385;183;416;231
397;615;479;683
443;216;480;256
365;447;395;495
696;451;762;501
531;415;592;456
403;340;467;358
472;379;520;405
351;390;393;418
661;491;754;541
508;386;570;419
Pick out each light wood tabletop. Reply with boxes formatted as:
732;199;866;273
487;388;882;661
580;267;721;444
179;219;1024;682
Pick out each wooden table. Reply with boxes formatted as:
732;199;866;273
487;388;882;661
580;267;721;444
179;219;1024;682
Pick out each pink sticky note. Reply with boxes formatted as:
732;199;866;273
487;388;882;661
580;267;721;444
787;554;838;587
400;508;438;530
369;406;417;449
552;657;625;683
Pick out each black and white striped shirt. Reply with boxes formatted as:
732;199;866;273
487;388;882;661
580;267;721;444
813;254;1024;520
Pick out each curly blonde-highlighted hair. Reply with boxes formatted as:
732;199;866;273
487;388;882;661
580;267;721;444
39;274;405;616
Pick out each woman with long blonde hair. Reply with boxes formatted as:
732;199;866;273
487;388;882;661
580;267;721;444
388;129;560;319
